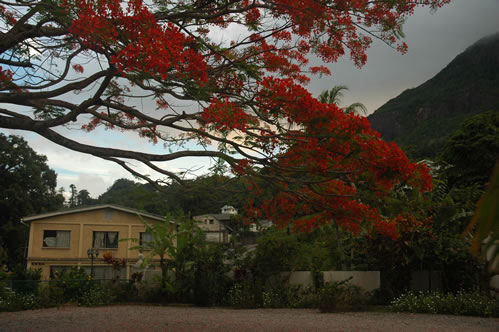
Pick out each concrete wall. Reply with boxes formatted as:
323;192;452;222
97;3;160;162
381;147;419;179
286;271;380;291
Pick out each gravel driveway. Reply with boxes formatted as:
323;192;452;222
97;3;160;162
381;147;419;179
0;305;497;332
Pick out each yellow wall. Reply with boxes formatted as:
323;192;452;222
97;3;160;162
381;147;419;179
27;207;172;280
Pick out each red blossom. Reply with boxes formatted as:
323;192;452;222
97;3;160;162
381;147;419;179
72;64;84;73
64;0;208;83
243;76;433;238
201;98;254;132
0;66;14;88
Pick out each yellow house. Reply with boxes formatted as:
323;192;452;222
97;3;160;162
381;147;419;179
24;204;173;280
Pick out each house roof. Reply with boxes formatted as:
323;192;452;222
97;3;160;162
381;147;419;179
22;204;169;223
210;213;233;221
193;213;236;232
194;213;233;221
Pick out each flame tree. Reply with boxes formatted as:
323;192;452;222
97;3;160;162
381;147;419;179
0;0;447;236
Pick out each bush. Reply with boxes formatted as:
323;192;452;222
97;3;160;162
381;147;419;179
103;280;138;303
135;282;171;304
318;279;368;313
391;290;499;317
53;266;92;302
38;283;65;307
287;285;319;308
228;282;260;308
262;289;284;308
79;284;115;306
0;289;40;311
9;266;42;295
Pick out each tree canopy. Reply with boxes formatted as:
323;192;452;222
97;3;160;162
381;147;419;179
0;133;64;267
440;111;499;188
0;0;449;235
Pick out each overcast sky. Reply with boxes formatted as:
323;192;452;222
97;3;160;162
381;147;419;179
3;0;499;198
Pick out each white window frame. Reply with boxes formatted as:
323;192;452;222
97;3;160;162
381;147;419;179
42;230;71;248
92;231;119;249
139;231;153;248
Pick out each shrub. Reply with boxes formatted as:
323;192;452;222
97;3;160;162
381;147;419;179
287;285;319;308
53;266;92;302
103;280;138;303
135;282;171;304
79;285;115;306
0;289;40;311
318;279;368;313
262;289;284;308
228;280;322;309
391;290;499;317
9;266;42;295
228;282;260;308
38;283;65;307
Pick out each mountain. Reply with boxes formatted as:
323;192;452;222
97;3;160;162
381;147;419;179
368;33;499;159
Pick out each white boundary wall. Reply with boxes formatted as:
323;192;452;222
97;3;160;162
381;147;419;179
286;271;380;291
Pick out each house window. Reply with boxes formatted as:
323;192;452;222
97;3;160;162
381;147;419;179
43;230;70;248
92;231;118;249
140;232;153;248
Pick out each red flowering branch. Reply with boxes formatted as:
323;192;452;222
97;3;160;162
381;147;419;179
0;0;448;236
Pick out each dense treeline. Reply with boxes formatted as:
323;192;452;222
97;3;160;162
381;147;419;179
74;175;250;217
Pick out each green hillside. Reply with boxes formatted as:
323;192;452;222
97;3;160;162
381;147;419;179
368;33;499;159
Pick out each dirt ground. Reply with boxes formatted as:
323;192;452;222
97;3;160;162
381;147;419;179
0;305;497;332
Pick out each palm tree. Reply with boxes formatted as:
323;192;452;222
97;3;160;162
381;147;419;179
318;85;368;115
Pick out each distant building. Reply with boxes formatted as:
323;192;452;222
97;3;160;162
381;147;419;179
221;205;238;215
193;205;273;243
193;206;237;243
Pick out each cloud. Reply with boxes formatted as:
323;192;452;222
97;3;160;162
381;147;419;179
308;0;499;113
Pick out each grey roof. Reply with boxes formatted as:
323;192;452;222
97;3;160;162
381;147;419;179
193;213;233;221
211;213;233;221
22;204;170;223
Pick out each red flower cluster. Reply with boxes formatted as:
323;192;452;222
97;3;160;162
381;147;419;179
102;251;126;270
72;64;84;73
201;98;255;132
0;4;17;25
0;66;13;88
240;76;433;239
64;0;208;83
